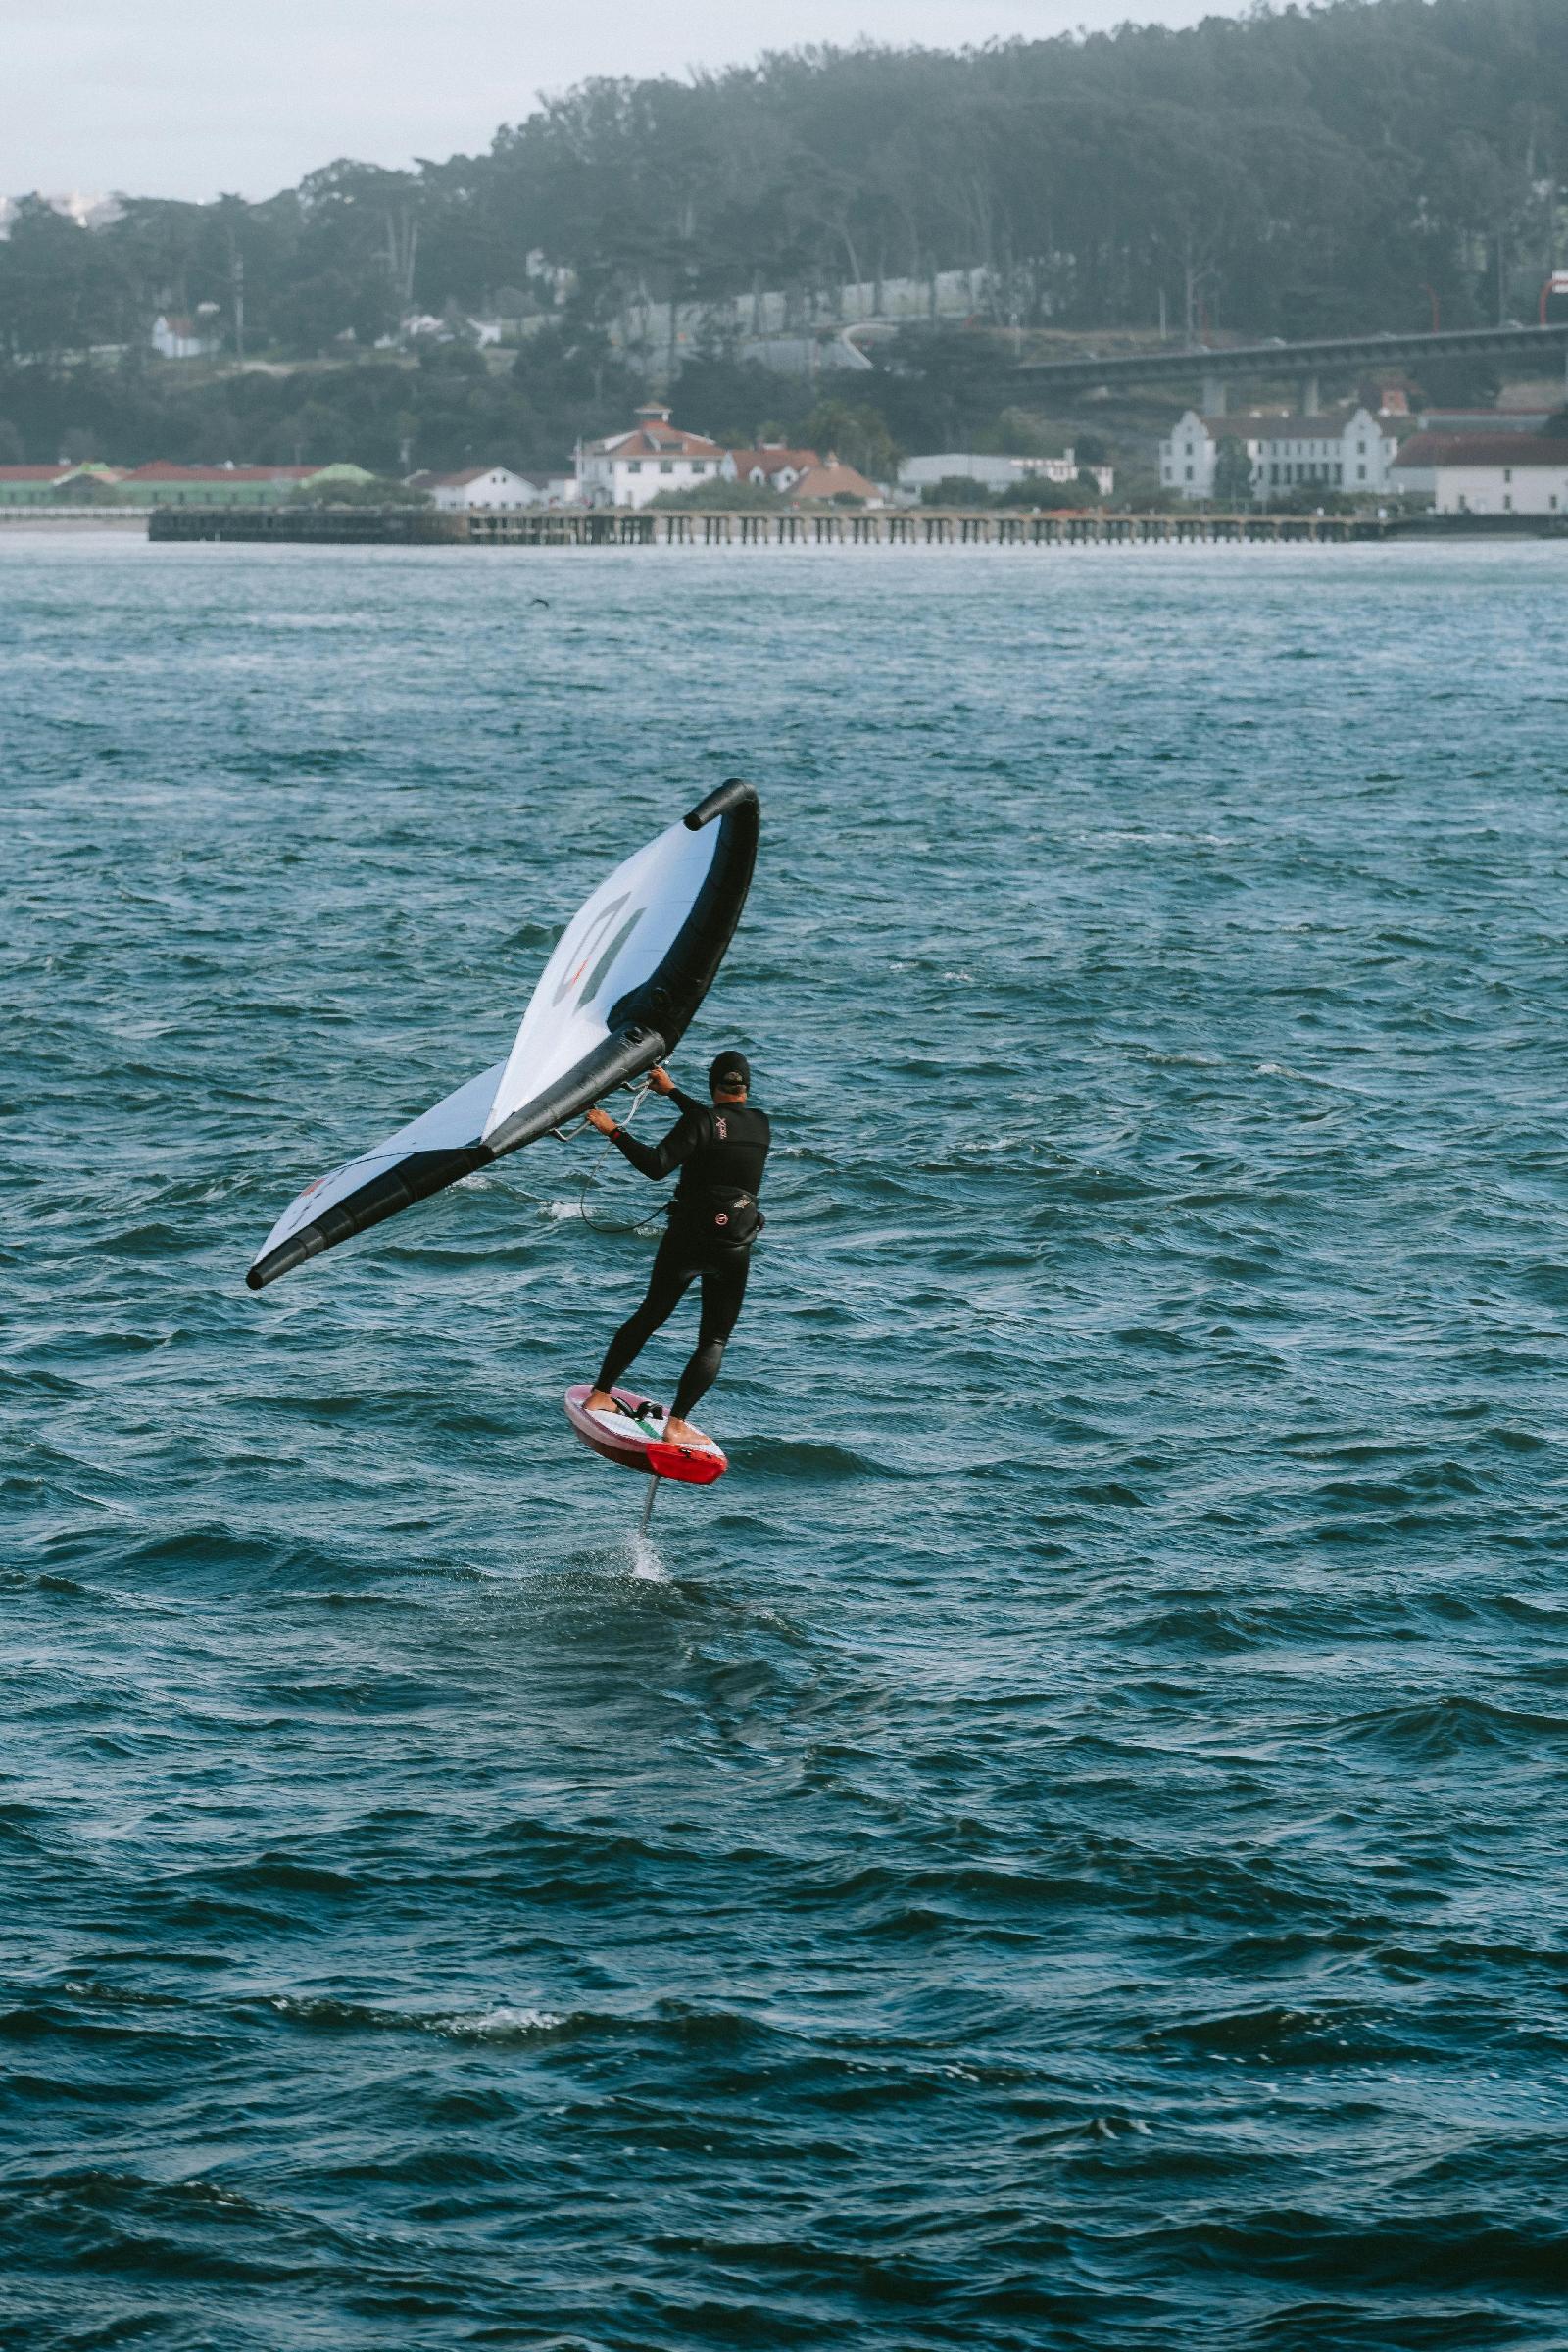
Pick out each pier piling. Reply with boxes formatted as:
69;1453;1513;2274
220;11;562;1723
141;505;1557;550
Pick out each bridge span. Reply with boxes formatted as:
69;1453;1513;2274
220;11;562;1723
1016;320;1568;414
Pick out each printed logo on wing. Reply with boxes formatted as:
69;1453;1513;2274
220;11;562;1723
552;892;646;1009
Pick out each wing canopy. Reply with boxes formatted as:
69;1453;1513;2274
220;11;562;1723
246;779;758;1291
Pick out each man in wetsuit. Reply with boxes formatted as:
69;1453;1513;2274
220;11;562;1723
583;1052;769;1446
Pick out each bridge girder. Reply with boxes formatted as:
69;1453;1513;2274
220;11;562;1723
1013;320;1568;399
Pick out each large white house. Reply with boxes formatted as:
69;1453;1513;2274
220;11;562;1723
577;405;732;508
1160;407;1396;502
1391;432;1568;514
405;466;539;510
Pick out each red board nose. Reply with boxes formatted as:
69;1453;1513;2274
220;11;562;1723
645;1441;727;1486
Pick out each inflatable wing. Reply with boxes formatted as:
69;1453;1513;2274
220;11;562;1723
245;778;759;1291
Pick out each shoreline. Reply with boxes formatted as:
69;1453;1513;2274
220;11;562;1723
6;506;1565;548
147;505;1568;549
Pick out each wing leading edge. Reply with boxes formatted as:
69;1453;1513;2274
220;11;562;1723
245;778;759;1292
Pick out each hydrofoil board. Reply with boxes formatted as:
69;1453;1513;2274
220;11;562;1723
564;1384;727;1485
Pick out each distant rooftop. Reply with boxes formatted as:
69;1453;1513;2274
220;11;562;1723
585;408;725;462
1193;405;1379;438
729;447;818;477
1394;433;1568;467
121;462;325;482
406;466;516;489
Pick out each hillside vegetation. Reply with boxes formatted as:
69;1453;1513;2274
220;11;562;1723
1;0;1563;468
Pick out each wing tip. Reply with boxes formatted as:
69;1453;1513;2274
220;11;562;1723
246;1233;310;1291
684;777;757;831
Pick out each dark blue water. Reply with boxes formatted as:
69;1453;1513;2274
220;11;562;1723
5;534;1568;2351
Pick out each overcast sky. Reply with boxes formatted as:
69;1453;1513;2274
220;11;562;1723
5;0;1248;203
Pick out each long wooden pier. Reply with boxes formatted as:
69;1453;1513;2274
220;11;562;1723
144;505;1568;550
148;503;1396;549
147;505;460;546
466;507;1394;547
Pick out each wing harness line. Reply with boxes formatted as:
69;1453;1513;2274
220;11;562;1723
502;1080;664;1237
576;1080;667;1236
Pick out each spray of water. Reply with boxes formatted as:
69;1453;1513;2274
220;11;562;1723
628;1530;665;1582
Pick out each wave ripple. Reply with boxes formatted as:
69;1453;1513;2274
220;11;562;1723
4;539;1568;2350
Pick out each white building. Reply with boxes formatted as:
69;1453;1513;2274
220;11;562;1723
519;468;579;508
396;312;506;349
577;405;733;509
151;311;219;361
607;269;997;376
405;466;540;511
1160;407;1396;502
735;333;874;378
1391;433;1568;515
900;450;1114;499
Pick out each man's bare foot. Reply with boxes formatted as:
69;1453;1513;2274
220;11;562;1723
664;1415;702;1446
585;1388;617;1416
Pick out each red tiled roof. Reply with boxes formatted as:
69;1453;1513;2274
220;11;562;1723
728;447;818;478
789;459;883;504
1393;433;1568;467
122;462;322;482
586;421;724;461
0;465;74;480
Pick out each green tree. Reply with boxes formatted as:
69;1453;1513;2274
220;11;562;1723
921;473;991;506
671;354;808;447
1212;436;1255;506
0;199;124;362
288;472;429;506
801;396;900;480
7;1;1568;453
649;476;787;509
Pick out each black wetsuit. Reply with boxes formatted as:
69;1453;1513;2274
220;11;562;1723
593;1089;770;1421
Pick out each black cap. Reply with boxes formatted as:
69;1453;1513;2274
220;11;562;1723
710;1051;751;1094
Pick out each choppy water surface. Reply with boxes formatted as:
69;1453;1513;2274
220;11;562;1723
5;535;1568;2350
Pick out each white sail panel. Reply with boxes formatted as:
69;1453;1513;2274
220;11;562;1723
252;1058;505;1266
482;818;718;1142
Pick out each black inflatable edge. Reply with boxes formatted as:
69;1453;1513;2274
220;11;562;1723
245;1140;492;1291
609;787;759;1054
480;1025;666;1160
684;776;755;831
246;1028;667;1292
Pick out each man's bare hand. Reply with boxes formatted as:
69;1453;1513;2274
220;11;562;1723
585;1105;617;1136
648;1065;675;1096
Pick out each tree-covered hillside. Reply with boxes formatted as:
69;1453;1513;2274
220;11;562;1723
1;0;1564;467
